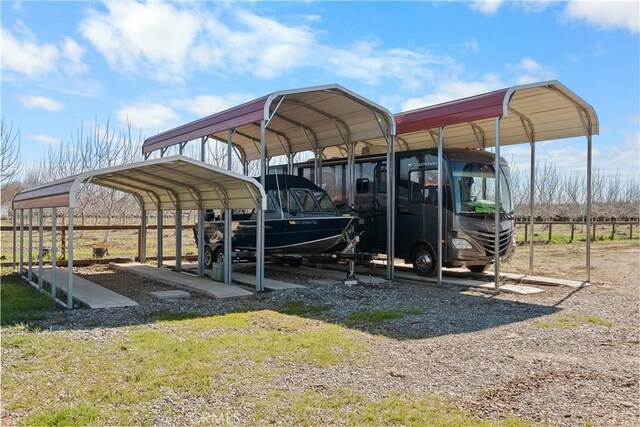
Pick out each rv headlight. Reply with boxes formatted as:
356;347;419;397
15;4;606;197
451;238;473;250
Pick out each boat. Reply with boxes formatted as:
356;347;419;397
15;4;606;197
200;174;356;266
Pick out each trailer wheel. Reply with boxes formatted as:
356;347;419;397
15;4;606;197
289;257;303;267
413;245;436;276
203;246;215;269
214;247;225;264
467;264;488;273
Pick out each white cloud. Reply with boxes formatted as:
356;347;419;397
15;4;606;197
509;57;556;84
469;0;504;15
1;24;87;78
401;73;504;111
78;3;449;89
176;93;255;117
116;102;179;133
29;134;61;145
1;28;59;77
80;2;205;82
18;95;65;111
564;0;639;33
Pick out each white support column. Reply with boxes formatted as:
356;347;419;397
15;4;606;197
257;120;267;292
347;143;355;207
386;131;395;280
437;128;443;286
156;209;163;268
197;209;205;278
28;208;33;284
140;209;147;263
225;129;234;284
12;209;16;272
529;141;536;275
19;209;24;278
67;207;74;309
175;209;182;272
494;117;501;294
38;208;44;290
200;137;206;162
586;133;592;283
51;208;57;298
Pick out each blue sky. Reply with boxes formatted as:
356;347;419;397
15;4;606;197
2;0;639;177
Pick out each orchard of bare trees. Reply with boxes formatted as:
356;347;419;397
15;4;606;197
2;118;638;230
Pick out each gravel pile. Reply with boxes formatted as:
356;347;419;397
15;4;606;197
27;244;640;426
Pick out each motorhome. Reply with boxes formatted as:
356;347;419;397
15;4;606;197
272;148;516;275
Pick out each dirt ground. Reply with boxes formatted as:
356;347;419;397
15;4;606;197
5;240;640;426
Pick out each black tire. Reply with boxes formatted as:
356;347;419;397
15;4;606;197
412;245;436;276
214;247;225;264
203;246;215;269
288;257;303;267
467;264;488;273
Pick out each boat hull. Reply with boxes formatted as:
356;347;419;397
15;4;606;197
206;216;355;254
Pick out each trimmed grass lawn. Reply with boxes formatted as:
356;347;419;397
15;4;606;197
1;279;533;426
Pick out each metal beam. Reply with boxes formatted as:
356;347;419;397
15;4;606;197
67;207;74;309
28;208;33;284
437;128;443;286
494;117;501;294
586;133;592;282
38;208;43;290
157;209;163;268
12;209;16;272
140;209;147;263
51;207;57;298
19;209;24;278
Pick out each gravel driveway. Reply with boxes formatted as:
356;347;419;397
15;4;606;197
30;242;640;426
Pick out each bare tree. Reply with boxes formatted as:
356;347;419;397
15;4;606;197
1;119;21;193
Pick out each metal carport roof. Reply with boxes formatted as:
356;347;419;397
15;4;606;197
142;84;394;161
13;155;266;211
325;80;598;158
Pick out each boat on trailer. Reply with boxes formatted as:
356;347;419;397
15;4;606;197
200;174;356;267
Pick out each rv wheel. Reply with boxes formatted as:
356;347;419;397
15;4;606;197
203;246;215;269
467;264;488;273
214;247;225;264
413;245;436;276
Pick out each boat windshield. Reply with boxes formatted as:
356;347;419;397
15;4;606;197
450;161;514;215
312;190;340;213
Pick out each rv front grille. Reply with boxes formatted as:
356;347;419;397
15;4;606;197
468;228;514;257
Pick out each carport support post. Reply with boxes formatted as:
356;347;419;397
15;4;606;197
156;209;163;268
257;120;267;292
140;209;147;263
38;208;43;290
197;209;205;278
386;131;395;280
175;209;182;272
225;129;234;284
51;208;57;298
529;141;535;275
494;117;501;294
586;133;592;282
12;208;16;272
437;128;443;286
19;209;24;277
67;207;74;309
28;208;33;284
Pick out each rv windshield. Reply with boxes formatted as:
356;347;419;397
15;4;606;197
451;161;513;215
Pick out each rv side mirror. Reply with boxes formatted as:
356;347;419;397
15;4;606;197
356;178;370;193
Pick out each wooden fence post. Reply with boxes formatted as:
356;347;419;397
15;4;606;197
592;224;596;241
61;227;66;260
630;223;633;240
611;223;616;240
524;223;528;242
548;224;552;243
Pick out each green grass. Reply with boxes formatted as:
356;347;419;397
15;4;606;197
345;308;423;326
536;314;615;329
0;278;56;325
1;310;363;425
281;300;331;316
255;389;532;426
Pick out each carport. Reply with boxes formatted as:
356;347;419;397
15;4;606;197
142;84;396;279
12;156;266;308
365;80;598;291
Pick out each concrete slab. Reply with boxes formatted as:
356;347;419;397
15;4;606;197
231;272;306;290
308;279;341;286
40;267;138;309
478;283;546;295
110;262;253;299
150;290;191;300
358;275;390;285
